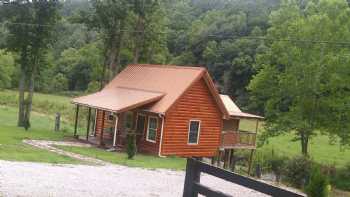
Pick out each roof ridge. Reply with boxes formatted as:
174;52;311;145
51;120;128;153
128;64;206;71
116;86;166;95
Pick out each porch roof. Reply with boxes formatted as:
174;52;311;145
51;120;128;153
220;94;264;120
72;87;165;113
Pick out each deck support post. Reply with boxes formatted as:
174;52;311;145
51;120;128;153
211;156;215;165
230;149;235;172
223;149;230;169
99;111;105;146
216;150;222;167
86;107;91;140
248;149;255;176
73;105;79;138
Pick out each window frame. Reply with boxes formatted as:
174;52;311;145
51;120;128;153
146;116;158;143
135;113;146;135
187;120;201;145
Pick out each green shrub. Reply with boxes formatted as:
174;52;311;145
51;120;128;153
283;156;312;188
305;167;330;197
268;154;287;182
330;163;350;191
126;133;136;159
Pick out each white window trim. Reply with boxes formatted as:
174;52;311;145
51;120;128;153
146;116;158;143
136;113;147;136
187;120;201;145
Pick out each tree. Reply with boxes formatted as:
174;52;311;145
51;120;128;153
130;0;165;64
167;0;279;108
0;50;15;89
249;0;350;155
1;0;60;128
75;0;129;86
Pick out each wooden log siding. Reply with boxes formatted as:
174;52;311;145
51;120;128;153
162;78;222;157
95;109;115;141
95;109;161;154
137;112;162;154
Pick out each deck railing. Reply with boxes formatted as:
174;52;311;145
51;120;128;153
221;130;256;148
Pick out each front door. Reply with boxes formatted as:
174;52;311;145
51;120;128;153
135;114;146;145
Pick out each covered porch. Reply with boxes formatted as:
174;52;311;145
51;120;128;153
71;87;165;153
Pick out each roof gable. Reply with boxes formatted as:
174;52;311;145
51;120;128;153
74;64;229;117
220;94;263;119
104;64;206;114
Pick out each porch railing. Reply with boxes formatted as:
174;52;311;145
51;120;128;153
221;130;256;148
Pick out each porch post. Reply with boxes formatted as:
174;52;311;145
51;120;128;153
113;114;119;147
86;107;91;140
74;105;79;138
255;120;259;133
248;149;255;176
100;111;105;146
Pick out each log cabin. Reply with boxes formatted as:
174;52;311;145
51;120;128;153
72;64;263;159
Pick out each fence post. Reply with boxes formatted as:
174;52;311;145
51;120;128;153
183;158;201;197
54;112;60;132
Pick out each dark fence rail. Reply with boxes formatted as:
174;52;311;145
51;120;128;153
183;158;305;197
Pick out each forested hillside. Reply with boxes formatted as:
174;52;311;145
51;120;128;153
0;0;349;157
0;0;280;109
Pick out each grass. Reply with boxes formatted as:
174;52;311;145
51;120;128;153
0;90;349;168
239;119;350;167
0;105;80;164
0;104;185;170
56;145;186;170
0;89;86;128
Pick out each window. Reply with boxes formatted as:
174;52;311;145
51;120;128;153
108;112;114;121
124;112;134;130
146;117;158;142
136;114;146;134
188;120;201;144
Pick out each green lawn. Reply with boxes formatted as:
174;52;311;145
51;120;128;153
0;105;79;163
240;119;350;167
0;90;349;168
0;89;79;126
259;133;350;167
0;105;185;169
56;145;186;170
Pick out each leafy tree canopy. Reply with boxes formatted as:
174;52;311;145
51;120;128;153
249;0;350;154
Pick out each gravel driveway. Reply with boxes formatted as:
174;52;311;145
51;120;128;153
0;160;268;197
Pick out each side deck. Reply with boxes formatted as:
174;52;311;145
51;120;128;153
220;130;256;150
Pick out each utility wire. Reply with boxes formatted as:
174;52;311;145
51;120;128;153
2;21;350;46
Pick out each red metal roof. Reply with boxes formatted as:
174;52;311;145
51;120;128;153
220;94;263;119
73;64;229;117
72;87;164;113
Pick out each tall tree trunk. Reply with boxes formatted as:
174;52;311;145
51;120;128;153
105;21;126;82
17;48;28;127
23;70;35;130
17;68;26;127
133;16;145;64
112;21;125;76
100;46;109;90
300;131;309;156
108;36;118;81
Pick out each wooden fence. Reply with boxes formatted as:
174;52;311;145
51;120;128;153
183;158;305;197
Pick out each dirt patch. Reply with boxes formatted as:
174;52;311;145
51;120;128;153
23;140;109;165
